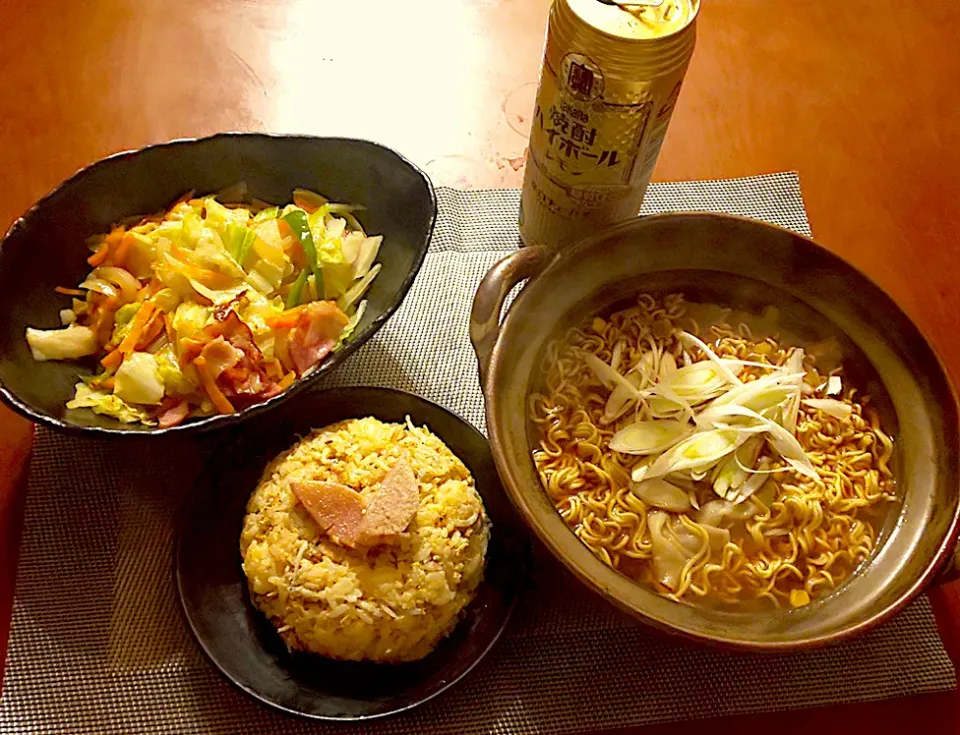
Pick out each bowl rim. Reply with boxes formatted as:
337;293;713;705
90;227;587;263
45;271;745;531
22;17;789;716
0;132;437;437
484;210;960;652
174;384;528;721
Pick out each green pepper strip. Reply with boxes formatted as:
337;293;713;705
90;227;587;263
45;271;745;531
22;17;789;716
285;269;309;309
281;210;323;296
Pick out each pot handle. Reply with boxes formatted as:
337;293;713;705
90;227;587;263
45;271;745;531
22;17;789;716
469;246;550;386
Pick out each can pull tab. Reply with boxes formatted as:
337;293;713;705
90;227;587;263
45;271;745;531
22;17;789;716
596;0;665;6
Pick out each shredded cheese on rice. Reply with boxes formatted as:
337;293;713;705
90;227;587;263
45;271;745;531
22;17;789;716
240;417;490;662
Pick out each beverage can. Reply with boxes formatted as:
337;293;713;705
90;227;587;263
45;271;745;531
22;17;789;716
519;0;699;249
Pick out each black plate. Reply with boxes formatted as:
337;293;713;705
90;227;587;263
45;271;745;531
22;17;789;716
175;387;529;721
0;133;436;436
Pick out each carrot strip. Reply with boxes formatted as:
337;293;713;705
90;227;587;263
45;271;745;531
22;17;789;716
87;226;126;267
100;349;124;369
117;302;156;354
91;296;119;344
168;246;233;288
105;227;125;246
169;190;196;212
277;371;296;391
113;232;136;268
277;219;293;237
265;306;306;330
87;241;110;267
283;239;305;269
87;366;118;387
135;311;165;350
163;313;176;343
273;327;291;371
194;356;236;414
178;338;206;366
55;286;86;296
293;195;318;214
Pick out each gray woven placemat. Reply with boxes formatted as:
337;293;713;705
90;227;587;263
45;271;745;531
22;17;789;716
1;174;954;735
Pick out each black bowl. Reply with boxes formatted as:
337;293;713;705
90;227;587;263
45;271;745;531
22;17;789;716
0;133;436;435
175;386;529;721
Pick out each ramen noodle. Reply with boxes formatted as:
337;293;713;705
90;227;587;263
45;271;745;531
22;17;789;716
529;293;897;609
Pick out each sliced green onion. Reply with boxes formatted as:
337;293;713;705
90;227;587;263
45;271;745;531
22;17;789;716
730;459;774;503
698;404;819;481
698;373;802;425
658;351;677;379
656;361;733;403
678;331;743;386
610;419;691;456
635;428;746;483
604;370;644;423
801;398;853;421
782;348;806;432
713;435;764;498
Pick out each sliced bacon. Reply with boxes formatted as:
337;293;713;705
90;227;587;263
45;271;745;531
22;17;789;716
157;399;190;428
199;337;244;378
177;305;320;406
178;337;206;366
206;309;264;363
226;367;264;396
259;383;284;399
288;302;349;376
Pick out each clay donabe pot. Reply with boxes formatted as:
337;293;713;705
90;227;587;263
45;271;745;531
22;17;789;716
470;212;960;651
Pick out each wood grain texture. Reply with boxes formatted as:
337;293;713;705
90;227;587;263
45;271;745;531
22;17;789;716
2;0;960;730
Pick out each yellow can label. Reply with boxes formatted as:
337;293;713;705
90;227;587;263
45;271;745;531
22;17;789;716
528;52;686;213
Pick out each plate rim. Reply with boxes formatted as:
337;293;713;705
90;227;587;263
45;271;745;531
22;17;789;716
174;385;528;722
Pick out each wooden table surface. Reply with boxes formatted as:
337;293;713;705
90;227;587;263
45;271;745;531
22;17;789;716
3;0;960;731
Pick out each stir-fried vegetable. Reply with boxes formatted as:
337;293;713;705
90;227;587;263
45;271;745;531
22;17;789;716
281;209;322;287
26;325;98;361
66;383;155;424
25;187;384;427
